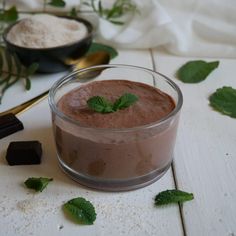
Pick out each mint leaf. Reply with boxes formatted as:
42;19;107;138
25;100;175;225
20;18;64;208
108;20;124;25
113;93;138;111
69;7;77;18
155;190;194;206
177;60;219;83
63;197;96;225
24;78;31;90
87;43;118;59
0;6;18;22
87;96;114;113
87;93;138;113
26;63;39;76
48;0;66;7
209;86;236;118
24;177;53;192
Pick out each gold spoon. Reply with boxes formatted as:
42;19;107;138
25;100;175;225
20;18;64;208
0;51;110;116
65;51;110;70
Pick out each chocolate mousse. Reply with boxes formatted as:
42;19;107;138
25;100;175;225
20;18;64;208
53;80;179;185
57;80;175;128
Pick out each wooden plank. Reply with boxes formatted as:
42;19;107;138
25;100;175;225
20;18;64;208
152;49;236;236
0;49;183;236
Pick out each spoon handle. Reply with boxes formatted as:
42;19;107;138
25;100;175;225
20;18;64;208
0;90;49;116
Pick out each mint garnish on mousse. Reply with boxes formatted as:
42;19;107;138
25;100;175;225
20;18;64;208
87;93;138;113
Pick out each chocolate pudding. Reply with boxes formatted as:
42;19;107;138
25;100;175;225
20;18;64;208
53;80;179;185
57;80;175;128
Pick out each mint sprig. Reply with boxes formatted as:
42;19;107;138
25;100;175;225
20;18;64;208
155;189;194;206
24;177;53;192
177;60;219;83
209;86;236;118
63;197;96;225
113;93;138;111
87;93;138;113
87;96;114;113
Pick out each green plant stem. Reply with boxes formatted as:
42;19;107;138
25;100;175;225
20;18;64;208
83;0;137;25
0;78;17;102
90;0;97;13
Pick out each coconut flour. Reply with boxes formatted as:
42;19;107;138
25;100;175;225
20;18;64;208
7;14;88;48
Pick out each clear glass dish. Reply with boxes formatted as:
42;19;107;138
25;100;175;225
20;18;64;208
48;64;183;191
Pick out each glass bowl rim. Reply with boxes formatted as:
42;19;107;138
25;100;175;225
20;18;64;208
48;64;183;133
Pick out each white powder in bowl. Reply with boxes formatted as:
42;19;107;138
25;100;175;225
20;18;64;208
6;14;88;48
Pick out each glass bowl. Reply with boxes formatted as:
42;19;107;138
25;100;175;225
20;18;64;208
48;64;183;191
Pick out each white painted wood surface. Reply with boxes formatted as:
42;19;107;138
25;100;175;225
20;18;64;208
0;50;183;236
152;49;236;236
1;46;236;236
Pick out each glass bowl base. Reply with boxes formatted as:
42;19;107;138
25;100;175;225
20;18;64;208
58;157;172;192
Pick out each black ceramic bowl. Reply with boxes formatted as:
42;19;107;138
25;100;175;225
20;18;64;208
3;16;93;73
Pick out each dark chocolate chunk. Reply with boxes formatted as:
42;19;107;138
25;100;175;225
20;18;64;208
6;141;42;165
0;113;24;139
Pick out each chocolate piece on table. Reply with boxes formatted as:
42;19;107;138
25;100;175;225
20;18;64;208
0;113;24;139
6;141;42;165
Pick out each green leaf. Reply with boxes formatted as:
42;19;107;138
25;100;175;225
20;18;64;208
24;177;53;192
26;63;39;75
69;7;77;18
155;190;194;206
113;93;138;111
12;53;23;86
1;48;13;86
0;48;38;103
0;49;15;102
87;96;114;113
106;6;120;19
47;0;66;7
177;60;219;83
87;93;138;114
0;6;18;22
63;197;96;225
24;78;31;90
98;0;103;16
23;63;38;90
109;20;125;25
209;86;236;118
83;0;137;25
87;42;118;59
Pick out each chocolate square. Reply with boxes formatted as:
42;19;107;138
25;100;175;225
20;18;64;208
0;113;24;139
6;141;42;165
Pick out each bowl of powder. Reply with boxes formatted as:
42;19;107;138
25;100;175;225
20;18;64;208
3;14;93;73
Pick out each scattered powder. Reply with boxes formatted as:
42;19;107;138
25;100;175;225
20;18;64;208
17;198;48;213
7;14;88;48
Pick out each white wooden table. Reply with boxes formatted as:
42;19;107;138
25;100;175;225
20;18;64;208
0;48;236;236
